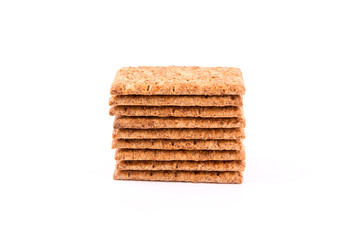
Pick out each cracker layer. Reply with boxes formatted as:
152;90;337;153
116;160;245;172
110;106;243;118
114;170;243;183
109;95;243;107
111;66;245;96
112;139;243;150
112;128;245;140
113;117;245;129
115;149;246;161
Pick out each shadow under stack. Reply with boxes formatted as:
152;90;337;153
109;66;246;183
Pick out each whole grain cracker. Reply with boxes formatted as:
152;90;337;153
111;66;245;96
116;160;245;172
115;149;246;161
113;117;245;129
109;95;243;107
109;106;243;118
112;128;245;140
112;139;243;150
113;170;243;183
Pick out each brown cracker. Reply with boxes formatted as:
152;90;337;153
111;66;245;96
112;139;243;150
109;95;243;107
116;160;245;172
113;170;243;183
112;128;245;140
109;106;243;118
115;149;246;161
113;117;245;129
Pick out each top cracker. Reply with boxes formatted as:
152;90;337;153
111;66;245;95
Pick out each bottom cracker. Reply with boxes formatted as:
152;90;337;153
113;170;243;184
116;160;245;171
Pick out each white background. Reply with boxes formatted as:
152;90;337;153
1;0;359;239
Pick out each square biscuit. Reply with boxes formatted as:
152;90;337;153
113;170;243;183
109;95;243;107
109;106;243;118
116;160;245;172
115;149;246;161
112;139;243;151
111;66;245;96
113;117;245;129
112;128;245;140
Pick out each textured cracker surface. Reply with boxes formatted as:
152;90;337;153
113;117;245;129
111;66;245;96
109;95;242;107
112;139;243;150
113;170;243;183
112;128;245;140
116;160;245;171
115;149;245;161
109;106;243;118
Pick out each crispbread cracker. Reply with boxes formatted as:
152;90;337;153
112;139;243;150
113;170;243;183
116;160;245;171
111;66;245;96
113;117;245;129
109;95;242;107
109;106;242;118
115;149;245;161
112;128;245;140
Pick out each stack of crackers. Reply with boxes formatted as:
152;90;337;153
109;66;246;183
